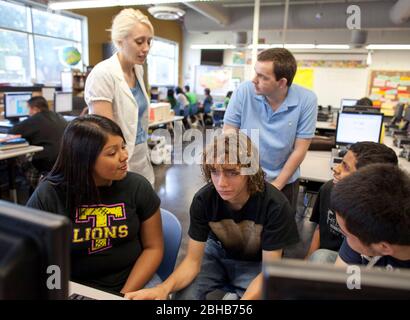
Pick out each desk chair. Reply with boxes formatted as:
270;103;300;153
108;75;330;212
157;209;182;281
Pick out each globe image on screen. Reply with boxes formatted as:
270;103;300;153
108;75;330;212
59;46;81;67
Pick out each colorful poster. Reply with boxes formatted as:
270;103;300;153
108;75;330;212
293;68;314;90
368;71;410;109
232;51;245;65
195;65;232;96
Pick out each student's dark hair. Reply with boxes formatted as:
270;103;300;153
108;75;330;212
349;141;398;169
226;91;233;98
46;115;126;217
167;88;177;107
204;88;211;95
27;96;49;112
175;86;187;97
201;131;266;195
184;85;190;92
257;48;297;87
330;164;410;245
356;97;373;107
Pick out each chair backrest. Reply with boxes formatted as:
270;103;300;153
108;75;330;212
157;208;182;281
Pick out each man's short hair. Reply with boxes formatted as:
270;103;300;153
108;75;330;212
349;141;398;169
330;163;410;246
257;48;297;87
27;96;49;112
184;85;190;92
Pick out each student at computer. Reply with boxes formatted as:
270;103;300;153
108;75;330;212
356;97;373;106
8;96;67;187
331;163;410;269
125;131;299;300
306;142;398;263
26;115;164;294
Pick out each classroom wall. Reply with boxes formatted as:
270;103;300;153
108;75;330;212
183;30;410;106
71;7;184;85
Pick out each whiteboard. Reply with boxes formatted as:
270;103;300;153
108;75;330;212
313;68;369;109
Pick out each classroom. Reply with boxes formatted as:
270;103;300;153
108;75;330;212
0;0;410;302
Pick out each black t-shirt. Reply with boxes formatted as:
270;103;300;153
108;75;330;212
339;239;410;270
26;172;161;292
310;180;345;251
188;182;299;261
8;111;67;172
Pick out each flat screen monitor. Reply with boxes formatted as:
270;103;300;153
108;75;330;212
200;49;224;66
342;105;380;114
61;70;73;92
336;112;384;146
0;200;71;299
54;92;73;113
340;98;358;110
3;92;32;121
263;259;410;300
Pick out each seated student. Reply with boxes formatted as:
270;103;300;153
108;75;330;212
356;97;373;106
332;163;410;270
26;115;164;294
201;88;213;114
125;131;299;300
184;85;198;106
306;142;398;263
8;96;67;186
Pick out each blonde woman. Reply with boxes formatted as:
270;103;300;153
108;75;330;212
85;9;155;185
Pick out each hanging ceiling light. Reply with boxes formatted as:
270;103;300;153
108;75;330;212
148;6;185;20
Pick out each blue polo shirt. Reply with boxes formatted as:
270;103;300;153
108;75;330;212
224;81;317;183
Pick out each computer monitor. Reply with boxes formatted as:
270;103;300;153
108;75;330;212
61;70;73;92
54;92;73;114
263;259;410;300
3;92;32;122
340;98;358;110
0;200;71;299
336;112;384;146
342;105;380;114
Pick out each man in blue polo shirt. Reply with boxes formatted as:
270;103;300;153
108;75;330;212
224;48;317;211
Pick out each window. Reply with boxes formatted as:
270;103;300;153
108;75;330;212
0;1;29;32
147;37;178;86
0;29;30;83
0;1;87;85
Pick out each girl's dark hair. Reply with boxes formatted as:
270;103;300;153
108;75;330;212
46;115;125;216
175;86;185;96
167;89;177;108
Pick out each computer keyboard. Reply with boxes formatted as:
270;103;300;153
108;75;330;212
68;293;96;300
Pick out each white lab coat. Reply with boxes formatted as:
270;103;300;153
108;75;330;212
84;52;149;158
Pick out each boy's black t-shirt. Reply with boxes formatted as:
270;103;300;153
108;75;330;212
26;172;161;292
8;111;67;172
339;239;410;270
310;180;345;251
188;182;300;261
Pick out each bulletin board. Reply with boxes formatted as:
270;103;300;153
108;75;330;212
368;70;410;116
